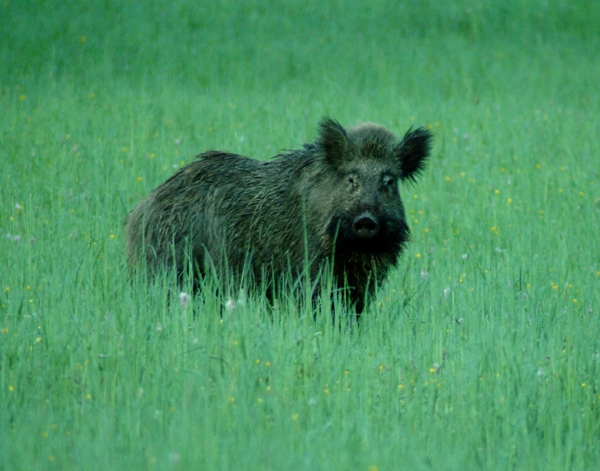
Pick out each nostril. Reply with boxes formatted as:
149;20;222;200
352;214;380;238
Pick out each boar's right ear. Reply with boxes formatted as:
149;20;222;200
318;118;348;167
395;127;433;182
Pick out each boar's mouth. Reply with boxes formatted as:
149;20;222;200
326;216;410;256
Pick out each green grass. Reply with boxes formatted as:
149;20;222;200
2;0;600;469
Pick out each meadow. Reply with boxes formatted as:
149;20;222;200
1;0;599;469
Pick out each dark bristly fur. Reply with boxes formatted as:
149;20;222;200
125;118;433;314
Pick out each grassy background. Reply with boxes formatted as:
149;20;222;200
2;0;599;469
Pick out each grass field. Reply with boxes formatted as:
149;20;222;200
2;0;599;469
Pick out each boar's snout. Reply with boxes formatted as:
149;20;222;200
352;213;380;239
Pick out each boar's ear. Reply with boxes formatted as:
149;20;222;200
394;127;433;182
318;118;348;167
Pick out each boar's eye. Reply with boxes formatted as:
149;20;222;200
385;177;395;186
348;176;355;184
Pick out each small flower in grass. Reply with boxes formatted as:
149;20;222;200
156;323;163;332
7;234;21;243
420;269;428;280
461;253;468;260
179;292;191;309
291;413;299;421
225;297;236;311
236;288;247;308
537;368;546;378
443;287;451;300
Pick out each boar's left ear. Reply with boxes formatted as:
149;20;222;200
318;118;348;167
394;127;433;182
